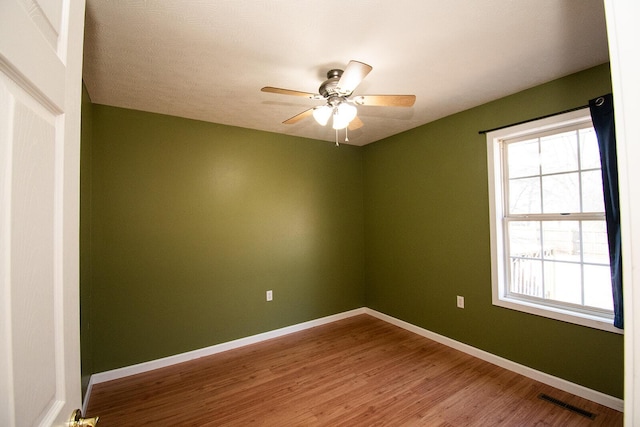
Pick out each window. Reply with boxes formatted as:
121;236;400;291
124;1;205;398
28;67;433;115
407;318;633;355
486;109;618;333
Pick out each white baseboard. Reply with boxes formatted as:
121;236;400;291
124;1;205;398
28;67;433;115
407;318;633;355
364;308;624;412
84;306;623;413
83;308;367;412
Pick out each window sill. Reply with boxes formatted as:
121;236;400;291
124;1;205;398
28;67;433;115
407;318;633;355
493;295;622;334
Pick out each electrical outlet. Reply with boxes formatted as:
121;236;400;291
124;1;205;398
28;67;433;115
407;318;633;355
266;290;273;301
456;295;465;309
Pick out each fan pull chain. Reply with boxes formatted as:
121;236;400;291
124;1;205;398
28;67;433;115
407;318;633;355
334;128;349;146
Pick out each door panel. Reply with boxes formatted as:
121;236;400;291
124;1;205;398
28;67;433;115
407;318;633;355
24;0;64;48
0;0;65;110
10;87;58;426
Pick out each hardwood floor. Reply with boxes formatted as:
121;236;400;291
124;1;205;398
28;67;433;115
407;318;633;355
86;314;622;426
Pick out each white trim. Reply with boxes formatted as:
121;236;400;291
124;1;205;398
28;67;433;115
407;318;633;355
494;297;620;334
604;1;640;423
489;109;592;141
84;307;623;413
84;308;367;408
364;308;623;412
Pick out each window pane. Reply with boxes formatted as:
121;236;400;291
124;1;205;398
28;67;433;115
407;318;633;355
509;177;541;214
582;221;610;264
582;170;605;213
495;116;615;323
508;221;541;258
580;128;600;169
541;173;579;213
510;258;543;298
543;261;582;305
584;264;613;310
540;130;578;175
508;139;539;178
542;221;579;262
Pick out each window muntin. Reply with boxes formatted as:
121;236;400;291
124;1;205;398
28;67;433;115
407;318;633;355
487;110;617;332
506;219;612;311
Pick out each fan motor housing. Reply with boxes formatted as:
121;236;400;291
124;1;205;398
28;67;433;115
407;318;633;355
318;69;344;98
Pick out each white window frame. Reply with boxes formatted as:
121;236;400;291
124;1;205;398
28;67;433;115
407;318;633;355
486;109;621;334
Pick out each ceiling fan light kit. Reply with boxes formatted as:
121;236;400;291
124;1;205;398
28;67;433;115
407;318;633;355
332;102;358;130
261;60;416;145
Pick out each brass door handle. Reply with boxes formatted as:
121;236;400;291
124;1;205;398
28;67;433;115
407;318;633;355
68;409;99;426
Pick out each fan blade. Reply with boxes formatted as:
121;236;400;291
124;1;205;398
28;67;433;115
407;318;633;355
348;116;364;131
336;61;372;95
261;86;317;98
283;108;314;124
354;95;416;107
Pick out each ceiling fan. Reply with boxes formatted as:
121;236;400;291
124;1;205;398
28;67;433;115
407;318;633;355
261;60;416;143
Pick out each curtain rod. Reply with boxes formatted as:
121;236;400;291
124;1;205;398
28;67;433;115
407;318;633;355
478;104;589;135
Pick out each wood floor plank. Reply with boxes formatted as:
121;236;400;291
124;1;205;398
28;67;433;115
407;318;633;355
86;314;622;426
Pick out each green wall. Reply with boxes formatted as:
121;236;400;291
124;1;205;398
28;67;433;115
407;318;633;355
83;105;365;373
363;63;623;398
81;63;623;399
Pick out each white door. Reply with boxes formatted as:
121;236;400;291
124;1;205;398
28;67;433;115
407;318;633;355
604;3;640;424
0;0;86;426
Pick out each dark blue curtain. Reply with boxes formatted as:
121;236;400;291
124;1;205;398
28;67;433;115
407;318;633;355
589;94;623;329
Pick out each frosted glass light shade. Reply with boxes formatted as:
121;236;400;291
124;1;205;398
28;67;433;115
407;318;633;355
313;105;332;126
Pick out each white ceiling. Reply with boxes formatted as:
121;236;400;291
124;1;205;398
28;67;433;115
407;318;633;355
82;0;609;146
